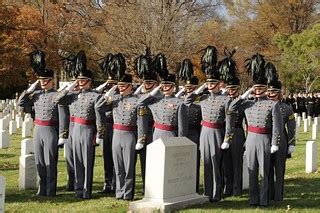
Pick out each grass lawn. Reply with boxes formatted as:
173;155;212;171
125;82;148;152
0;128;319;212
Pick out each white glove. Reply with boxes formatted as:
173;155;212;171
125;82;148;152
26;80;39;93
135;142;144;150
175;87;185;98
271;145;279;154
194;83;207;95
287;145;295;154
66;81;78;91
58;138;68;146
96;138;104;145
57;84;68;92
133;84;143;95
220;88;227;95
240;87;254;99
104;85;118;98
221;142;230;149
95;82;108;93
150;85;161;96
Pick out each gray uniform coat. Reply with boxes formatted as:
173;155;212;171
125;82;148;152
55;89;104;199
19;89;59;196
139;93;189;141
96;93;142;200
229;96;283;206
195;92;230;201
224;97;246;196
269;102;296;201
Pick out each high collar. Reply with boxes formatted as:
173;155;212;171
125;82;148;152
255;96;268;101
43;88;54;93
80;88;92;93
164;94;175;99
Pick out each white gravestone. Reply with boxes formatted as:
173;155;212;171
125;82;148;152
297;116;301;128
314;117;318;125
22;121;33;138
19;139;37;190
21;139;34;156
0;176;5;213
9;120;17;135
302;112;306;120
294;113;298;120
16;116;23;129
242;152;249;190
312;124;318;140
0;119;9;131
24;113;31;121
304;119;308;133
11;110;16;120
19;155;37;190
0;131;9;149
308;116;312;127
306;141;318;173
129;137;208;212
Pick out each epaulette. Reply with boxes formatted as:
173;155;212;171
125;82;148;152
138;106;147;116
288;114;295;120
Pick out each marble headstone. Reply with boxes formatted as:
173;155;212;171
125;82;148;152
19;155;37;190
0;131;9;149
0;176;5;213
306;141;318;173
129;137;208;212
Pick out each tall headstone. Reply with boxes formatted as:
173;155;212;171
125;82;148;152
242;152;249;190
16;116;23;129
0;131;9;149
294;113;298;120
24;113;31;121
129;137;208;212
19;155;37;190
22;121;33;138
312;124;318;140
19;138;37;190
0;176;5;213
306;141;318;173
9;120;17;135
308;116;312;127
304;119;308;133
302;112;306;120
21;139;34;156
314;117;318;125
297;116;301;127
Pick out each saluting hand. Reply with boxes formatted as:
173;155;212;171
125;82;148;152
26;80;39;93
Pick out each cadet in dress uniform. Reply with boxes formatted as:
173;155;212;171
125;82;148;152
18;50;59;196
138;53;189;142
57;52;78;191
266;62;296;201
97;53;119;193
189;46;230;202
219;53;246;196
228;54;283;206
96;54;144;200
55;51;105;199
176;58;201;193
134;52;159;192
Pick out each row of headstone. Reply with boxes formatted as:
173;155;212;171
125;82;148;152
19;139;37;190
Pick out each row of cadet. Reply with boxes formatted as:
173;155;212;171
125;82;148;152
18;46;295;207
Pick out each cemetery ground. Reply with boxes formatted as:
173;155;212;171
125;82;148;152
0;129;319;213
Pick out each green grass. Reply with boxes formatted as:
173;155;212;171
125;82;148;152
1;128;319;212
